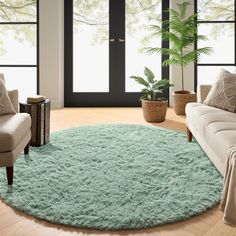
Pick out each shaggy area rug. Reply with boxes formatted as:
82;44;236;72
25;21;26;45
0;124;223;230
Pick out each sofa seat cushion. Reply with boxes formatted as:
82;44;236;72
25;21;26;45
186;103;236;162
0;113;31;152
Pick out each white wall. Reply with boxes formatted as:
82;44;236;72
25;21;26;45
169;0;195;106
39;0;64;108
39;0;195;108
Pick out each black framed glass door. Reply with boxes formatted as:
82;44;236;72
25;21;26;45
64;0;169;106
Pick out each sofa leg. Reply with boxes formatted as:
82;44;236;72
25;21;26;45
6;166;13;185
187;127;193;142
24;142;30;155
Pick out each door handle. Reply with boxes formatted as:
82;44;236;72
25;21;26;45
119;38;125;42
109;38;115;42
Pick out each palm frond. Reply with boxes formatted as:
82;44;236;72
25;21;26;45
168;32;181;44
162;58;180;67
161;31;181;45
145;47;162;55
182;47;213;64
145;47;179;56
169;21;184;34
197;34;208;41
168;8;181;21
183;13;198;24
148;24;161;32
177;1;191;18
196;47;213;55
181;36;197;48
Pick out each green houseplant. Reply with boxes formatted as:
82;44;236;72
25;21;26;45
145;1;212;115
130;67;174;122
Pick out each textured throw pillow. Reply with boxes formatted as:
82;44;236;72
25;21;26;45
203;69;236;113
0;80;16;115
0;73;5;83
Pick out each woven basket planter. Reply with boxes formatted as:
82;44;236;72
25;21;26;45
172;91;197;115
141;100;168;122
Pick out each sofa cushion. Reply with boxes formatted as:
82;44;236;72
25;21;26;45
186;103;236;163
0;113;31;152
203;69;236;113
0;80;16;115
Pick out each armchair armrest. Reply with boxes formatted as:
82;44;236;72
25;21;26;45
197;85;212;103
7;90;19;113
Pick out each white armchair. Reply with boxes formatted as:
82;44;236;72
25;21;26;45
0;74;31;185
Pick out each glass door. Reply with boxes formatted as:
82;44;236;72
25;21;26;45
73;0;109;93
64;0;168;106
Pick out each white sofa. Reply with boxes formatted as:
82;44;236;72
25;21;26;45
186;85;236;224
185;85;236;177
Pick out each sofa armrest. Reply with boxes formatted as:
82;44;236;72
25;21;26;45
197;85;212;103
7;90;19;113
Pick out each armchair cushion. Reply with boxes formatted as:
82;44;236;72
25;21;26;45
0;80;16;115
0;113;31;152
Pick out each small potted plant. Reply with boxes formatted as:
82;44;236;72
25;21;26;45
130;67;174;122
145;1;212;115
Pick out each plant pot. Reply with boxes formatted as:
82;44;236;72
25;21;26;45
141;100;168;122
172;90;197;115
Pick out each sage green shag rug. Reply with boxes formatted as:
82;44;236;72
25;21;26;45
0;124;223;230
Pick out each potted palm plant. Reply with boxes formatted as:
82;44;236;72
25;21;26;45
145;1;212;115
130;67;174;122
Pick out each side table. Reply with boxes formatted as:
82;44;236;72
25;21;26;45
20;99;50;146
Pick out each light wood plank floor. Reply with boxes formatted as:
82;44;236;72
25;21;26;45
0;108;234;236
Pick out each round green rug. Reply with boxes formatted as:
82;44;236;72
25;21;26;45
0;124;222;230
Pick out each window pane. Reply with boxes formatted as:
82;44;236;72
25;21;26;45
197;66;236;85
198;23;234;64
198;0;234;21
0;67;37;101
73;0;109;92
0;0;37;22
0;25;36;65
125;0;162;92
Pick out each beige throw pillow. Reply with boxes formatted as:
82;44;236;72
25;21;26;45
0;73;5;83
203;69;236;113
0;80;16;115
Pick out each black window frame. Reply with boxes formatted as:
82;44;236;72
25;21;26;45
194;0;236;91
0;0;39;94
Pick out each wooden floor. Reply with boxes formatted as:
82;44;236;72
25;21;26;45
0;108;235;236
